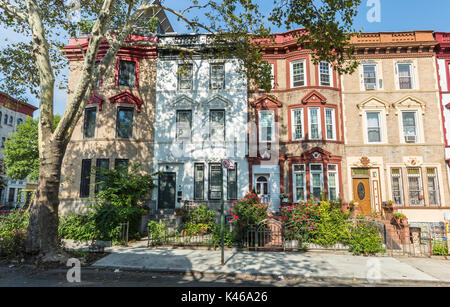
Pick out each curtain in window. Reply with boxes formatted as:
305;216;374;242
407;168;424;206
325;108;334;140
363;65;376;87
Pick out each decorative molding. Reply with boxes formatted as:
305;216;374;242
109;91;143;112
201;95;233;107
357;96;390;115
87;92;105;111
392;96;426;115
250;95;282;108
168;95;195;107
301;90;327;105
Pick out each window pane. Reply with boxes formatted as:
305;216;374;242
116;108;134;138
402;112;416;137
84;108;97;138
210;110;225;141
194;164;204;200
292;61;305;87
259;111;274;142
176;110;192;140
325;108;335;140
80;159;92;198
407;168;424;206
209;164;222;200
115;159;129;173
293;109;303;140
227;166;237;200
398;64;412;89
391;168;404;206
95;159;109;194
309;108;320;140
367;112;381;142
363;65;376;89
178;64;193;90
211;64;225;90
427;168;440;206
320;62;330;86
119;60;136;87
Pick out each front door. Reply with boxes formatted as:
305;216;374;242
352;178;371;215
158;172;176;209
256;175;270;204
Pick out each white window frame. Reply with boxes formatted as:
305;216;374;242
308;107;322;140
396;63;414;90
210;63;225;90
362;64;378;91
327;164;339;201
401;111;419;144
178;63;193;90
427;168;440;207
407;168;424;207
390;168;404;207
319;62;333;87
324;108;336;141
291;108;304;141
310;163;324;200
293;164;306;203
258;110;275;143
365;111;383;144
290;59;307;88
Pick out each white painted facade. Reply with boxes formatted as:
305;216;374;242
153;34;249;211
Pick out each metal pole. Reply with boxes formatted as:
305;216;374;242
221;191;225;266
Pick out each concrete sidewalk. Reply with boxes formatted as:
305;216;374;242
92;244;450;284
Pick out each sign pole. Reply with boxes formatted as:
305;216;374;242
221;190;225;266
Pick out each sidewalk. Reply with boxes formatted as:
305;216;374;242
91;243;450;284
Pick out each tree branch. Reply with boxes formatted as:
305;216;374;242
0;0;28;22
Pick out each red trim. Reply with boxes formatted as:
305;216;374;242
287;147;342;203
301;90;327;104
88;92;105;111
0;92;38;117
109;91;143;112
115;57;140;88
286;55;312;89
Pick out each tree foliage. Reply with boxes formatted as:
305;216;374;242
3;115;60;181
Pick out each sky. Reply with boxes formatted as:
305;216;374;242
0;0;450;117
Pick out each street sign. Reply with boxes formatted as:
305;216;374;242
222;159;235;169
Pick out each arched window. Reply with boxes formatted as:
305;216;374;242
17;118;23;126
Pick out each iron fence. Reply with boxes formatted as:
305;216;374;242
147;227;218;247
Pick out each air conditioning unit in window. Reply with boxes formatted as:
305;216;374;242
405;135;417;143
365;83;376;90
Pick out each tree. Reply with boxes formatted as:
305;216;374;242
3;116;60;182
0;0;362;261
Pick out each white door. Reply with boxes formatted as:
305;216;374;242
255;175;271;205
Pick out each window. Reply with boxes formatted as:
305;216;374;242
402;111;418;143
270;63;275;89
325;108;336;140
209;163;223;200
210;64;225;90
0;112;2;125
8;188;15;204
8;116;12;125
291;108;304;141
398;63;413;89
227;165;237;200
319;62;332;86
293;164;306;202
327;164;339;201
83;107;97;139
259;110;275;142
363;65;377;90
290;60;306;87
391;168;404;207
1;137;5;149
427;168;440;207
194;163;204;200
94;61;101;88
114;159;129;173
178;63;193;90
310;164;323;200
308;108;321;140
3;114;7;125
210;110;225;141
176;110;192;141
116;108;134;138
17;118;23;126
407;168;424;206
366;112;382;143
95;159;109;194
118;60;136;87
80;159;92;198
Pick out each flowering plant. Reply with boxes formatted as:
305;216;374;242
280;199;320;242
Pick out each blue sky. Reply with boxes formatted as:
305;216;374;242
1;0;449;117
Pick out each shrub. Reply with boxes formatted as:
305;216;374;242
349;221;385;256
148;221;167;245
312;201;351;247
432;241;448;256
0;210;30;259
230;192;269;243
211;224;233;248
58;212;98;241
280;201;320;244
182;222;211;236
182;206;217;226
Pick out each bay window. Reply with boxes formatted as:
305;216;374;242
291;108;304;141
327;164;339;201
290;60;306;88
319;62;332;86
325;108;336;140
310;164;323;200
293;164;306;203
308;108;321;140
259;110;275;143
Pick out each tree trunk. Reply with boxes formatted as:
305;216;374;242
25;142;65;261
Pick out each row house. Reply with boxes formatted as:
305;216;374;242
342;31;449;222
153;34;248;212
249;30;345;212
0;92;38;206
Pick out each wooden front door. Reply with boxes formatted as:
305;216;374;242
352;178;371;215
158;172;176;209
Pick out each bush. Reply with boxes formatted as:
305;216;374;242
312;201;351;247
349;221;385;256
148;221;167;245
58;212;98;241
182;206;217;226
280;201;320;244
0;210;30;259
211;224;233;248
230;192;269;243
432;241;448;256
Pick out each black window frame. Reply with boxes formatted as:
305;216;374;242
227;163;238;200
208;163;223;200
194;163;205;200
95;158;110;194
80;159;92;198
83;107;97;139
118;60;137;88
114;159;129;173
116;107;134;139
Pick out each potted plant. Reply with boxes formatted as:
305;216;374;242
392;213;407;225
